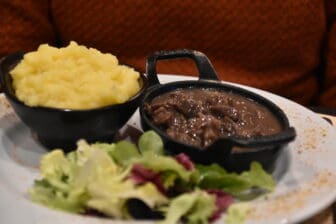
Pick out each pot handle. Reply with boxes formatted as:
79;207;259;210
225;127;297;148
146;49;219;86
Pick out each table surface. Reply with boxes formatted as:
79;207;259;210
303;114;336;224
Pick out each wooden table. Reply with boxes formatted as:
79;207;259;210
303;114;336;224
303;205;334;224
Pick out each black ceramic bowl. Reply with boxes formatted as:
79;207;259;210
0;52;148;150
140;49;296;172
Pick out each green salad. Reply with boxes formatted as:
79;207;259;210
29;131;275;224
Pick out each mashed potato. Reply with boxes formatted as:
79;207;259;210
10;41;141;109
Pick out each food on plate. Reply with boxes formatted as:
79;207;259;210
10;41;140;109
145;88;282;147
29;131;275;224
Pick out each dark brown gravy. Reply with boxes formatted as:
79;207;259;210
145;88;282;148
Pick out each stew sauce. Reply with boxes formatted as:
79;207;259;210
145;88;282;148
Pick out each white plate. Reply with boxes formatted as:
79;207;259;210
1;75;336;224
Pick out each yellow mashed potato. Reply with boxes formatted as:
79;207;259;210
10;41;141;109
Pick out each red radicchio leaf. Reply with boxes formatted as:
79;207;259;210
174;153;194;170
206;189;234;222
130;163;166;194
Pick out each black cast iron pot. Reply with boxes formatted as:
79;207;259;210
0;52;148;151
139;49;296;172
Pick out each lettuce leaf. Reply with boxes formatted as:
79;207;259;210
108;140;140;166
196;161;275;195
73;147;123;188
29;179;88;213
134;153;194;183
158;190;216;224
138;130;164;156
225;202;251;224
29;149;87;213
